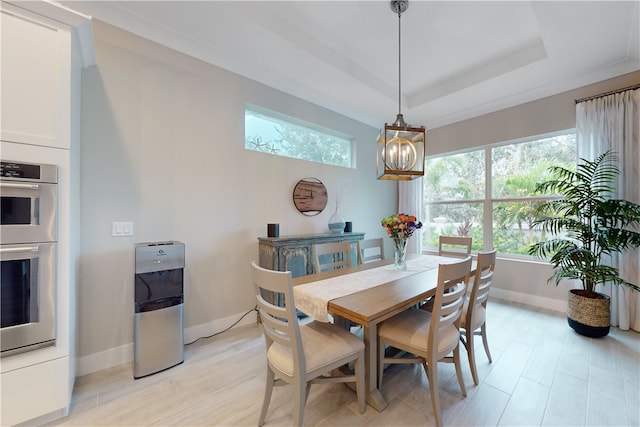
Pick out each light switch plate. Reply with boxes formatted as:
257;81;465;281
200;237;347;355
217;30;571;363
112;221;134;236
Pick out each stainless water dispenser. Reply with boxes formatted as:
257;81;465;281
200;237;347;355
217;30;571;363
134;241;184;379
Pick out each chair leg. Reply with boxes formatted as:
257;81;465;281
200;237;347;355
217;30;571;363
355;351;366;413
334;315;351;330
480;323;492;363
453;345;467;397
425;360;442;427
293;378;307;427
466;328;479;385
305;383;312;406
258;366;275;427
377;338;385;389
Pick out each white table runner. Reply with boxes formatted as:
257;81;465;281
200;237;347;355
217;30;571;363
293;254;451;322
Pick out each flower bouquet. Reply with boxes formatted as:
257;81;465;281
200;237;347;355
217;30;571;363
381;213;422;270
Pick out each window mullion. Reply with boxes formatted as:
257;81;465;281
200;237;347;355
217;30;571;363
484;147;492;252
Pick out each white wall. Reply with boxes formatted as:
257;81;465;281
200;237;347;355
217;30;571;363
77;21;396;374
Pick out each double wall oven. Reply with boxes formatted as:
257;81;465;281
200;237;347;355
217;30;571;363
1;160;57;357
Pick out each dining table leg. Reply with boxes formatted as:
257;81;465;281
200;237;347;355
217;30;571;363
362;325;388;411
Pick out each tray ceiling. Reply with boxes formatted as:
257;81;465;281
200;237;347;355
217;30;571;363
59;1;640;129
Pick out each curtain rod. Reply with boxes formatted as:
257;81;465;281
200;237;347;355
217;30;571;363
575;82;640;104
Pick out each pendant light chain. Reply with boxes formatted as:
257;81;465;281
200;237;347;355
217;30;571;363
397;7;402;117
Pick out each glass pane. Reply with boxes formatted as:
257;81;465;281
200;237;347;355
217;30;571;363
492;133;576;198
245;108;352;168
422;203;484;251
1;259;32;327
1;197;32;224
425;150;485;201
493;200;555;255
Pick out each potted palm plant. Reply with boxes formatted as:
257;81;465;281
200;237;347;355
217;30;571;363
528;150;640;337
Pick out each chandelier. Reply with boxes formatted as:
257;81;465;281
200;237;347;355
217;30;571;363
376;0;425;180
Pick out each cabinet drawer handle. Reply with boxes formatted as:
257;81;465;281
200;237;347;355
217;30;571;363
0;246;39;253
0;182;40;190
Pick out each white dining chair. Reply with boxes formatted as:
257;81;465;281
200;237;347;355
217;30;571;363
460;249;496;385
438;235;472;258
357;238;385;264
250;262;365;427
377;256;472;427
312;241;354;273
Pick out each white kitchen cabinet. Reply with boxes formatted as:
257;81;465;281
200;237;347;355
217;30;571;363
1;357;70;426
1;5;70;148
0;1;93;425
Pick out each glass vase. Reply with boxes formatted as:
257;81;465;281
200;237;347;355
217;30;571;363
392;237;408;270
328;205;346;234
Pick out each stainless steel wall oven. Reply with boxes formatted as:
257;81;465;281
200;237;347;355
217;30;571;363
1;160;57;357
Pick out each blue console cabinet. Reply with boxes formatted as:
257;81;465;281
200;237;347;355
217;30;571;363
258;232;365;277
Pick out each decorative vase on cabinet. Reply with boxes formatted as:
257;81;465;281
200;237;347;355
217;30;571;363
328;204;345;234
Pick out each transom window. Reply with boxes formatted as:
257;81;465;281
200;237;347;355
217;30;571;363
245;106;353;168
423;131;576;257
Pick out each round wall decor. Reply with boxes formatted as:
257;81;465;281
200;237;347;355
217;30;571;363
292;177;328;216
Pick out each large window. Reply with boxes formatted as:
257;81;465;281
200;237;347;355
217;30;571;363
423;131;576;257
424;150;486;251
245;106;353;168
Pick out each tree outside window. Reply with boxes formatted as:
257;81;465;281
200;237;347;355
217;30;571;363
423;132;576;257
245;107;352;168
424;150;485;251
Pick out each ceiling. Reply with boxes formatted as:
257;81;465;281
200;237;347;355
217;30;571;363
59;1;640;129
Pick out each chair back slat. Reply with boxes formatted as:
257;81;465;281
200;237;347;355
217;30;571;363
255;294;293;347
438;283;466;322
466;249;496;329
438;236;472;258
430;257;472;356
312;241;354;273
357;238;385;264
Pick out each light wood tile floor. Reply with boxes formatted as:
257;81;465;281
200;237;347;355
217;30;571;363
46;298;640;427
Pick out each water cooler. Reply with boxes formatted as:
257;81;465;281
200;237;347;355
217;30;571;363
134;241;185;379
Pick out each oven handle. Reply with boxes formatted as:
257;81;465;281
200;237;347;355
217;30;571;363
0;246;39;253
0;182;40;190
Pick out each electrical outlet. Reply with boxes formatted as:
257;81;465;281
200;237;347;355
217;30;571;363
112;221;134;236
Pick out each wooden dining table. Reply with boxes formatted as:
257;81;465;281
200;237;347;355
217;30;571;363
292;254;473;412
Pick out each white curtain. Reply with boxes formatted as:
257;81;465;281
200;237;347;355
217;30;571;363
576;88;640;332
398;178;423;255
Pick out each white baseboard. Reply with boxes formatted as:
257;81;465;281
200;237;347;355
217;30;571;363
76;342;133;377
76;309;258;377
490;287;567;314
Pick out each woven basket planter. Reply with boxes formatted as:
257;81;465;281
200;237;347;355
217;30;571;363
567;289;610;337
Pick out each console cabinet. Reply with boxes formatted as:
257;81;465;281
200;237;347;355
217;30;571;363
258;232;365;277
